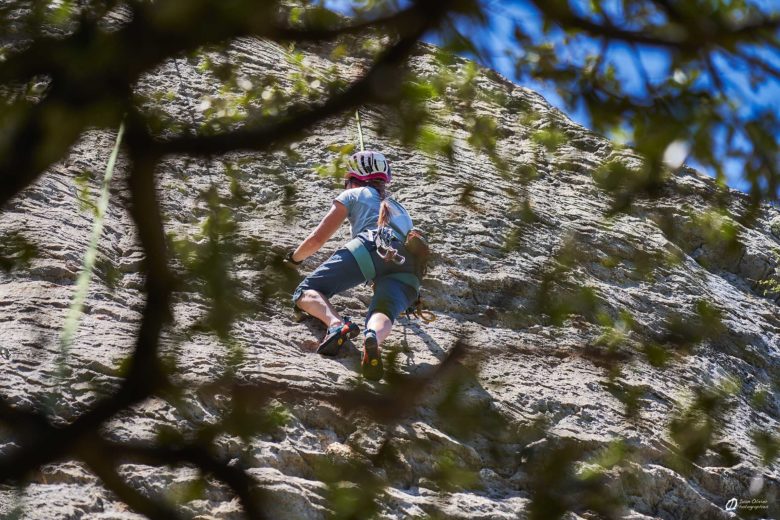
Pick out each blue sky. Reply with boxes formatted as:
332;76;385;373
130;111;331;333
324;1;780;194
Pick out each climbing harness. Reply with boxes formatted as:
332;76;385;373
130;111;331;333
344;237;420;291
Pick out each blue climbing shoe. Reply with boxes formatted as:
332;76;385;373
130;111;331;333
317;319;359;356
361;331;383;381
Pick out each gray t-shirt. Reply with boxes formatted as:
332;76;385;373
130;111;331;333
334;187;413;239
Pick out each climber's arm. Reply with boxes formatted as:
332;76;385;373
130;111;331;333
291;201;348;262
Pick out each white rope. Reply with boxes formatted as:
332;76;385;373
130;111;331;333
355;109;366;151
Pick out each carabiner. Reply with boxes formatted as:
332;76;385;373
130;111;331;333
377;244;405;265
376;245;392;260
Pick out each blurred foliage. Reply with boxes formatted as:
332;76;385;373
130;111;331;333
589;309;638;381
667;379;740;472
531;127;567;153
593;158;667;212
223;161;250;205
531;235;609;326
218;397;291;444
526;440;623;520
315;142;356;184
639;299;725;368
501;0;780;205
433;364;509;443
577;438;633;483
169;186;246;339
317;457;384;520
74;169;97;214
690;209;741;251
751;429;780;467
0;231;38;272
660;299;724;351
95;253;120;291
602;379;645;420
757;248;780;298
457;181;477;209
429;448;480;492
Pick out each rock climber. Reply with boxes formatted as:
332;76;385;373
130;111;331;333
287;150;421;381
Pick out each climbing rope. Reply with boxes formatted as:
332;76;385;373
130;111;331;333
355;109;365;152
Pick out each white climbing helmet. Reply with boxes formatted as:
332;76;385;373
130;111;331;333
345;150;392;184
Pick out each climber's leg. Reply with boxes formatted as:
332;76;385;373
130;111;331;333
296;290;342;328
293;248;365;355
292;247;365;328
366;312;393;345
364;276;418;345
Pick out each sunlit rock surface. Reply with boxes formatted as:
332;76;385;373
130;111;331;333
0;34;778;520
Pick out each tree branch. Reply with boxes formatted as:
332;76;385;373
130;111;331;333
203;339;468;425
269;2;438;42
0;0;441;86
103;439;267;519
153;1;453;157
81;437;184;520
0;0;459;489
734;49;780;81
528;0;780;51
0;145;171;481
0;0;454;210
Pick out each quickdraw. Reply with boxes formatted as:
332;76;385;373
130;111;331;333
375;227;405;265
406;297;436;324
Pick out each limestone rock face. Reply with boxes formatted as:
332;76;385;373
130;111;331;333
0;34;778;520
